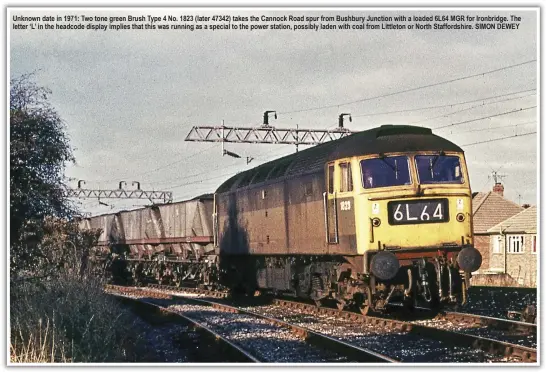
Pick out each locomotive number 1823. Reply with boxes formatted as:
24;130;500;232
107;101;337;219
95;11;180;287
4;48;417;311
387;199;449;225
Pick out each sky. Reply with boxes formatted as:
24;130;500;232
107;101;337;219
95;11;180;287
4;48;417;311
9;6;539;216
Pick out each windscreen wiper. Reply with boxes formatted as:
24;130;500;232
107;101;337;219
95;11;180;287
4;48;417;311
428;151;445;178
379;154;399;179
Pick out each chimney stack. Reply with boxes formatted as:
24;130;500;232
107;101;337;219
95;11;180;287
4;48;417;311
493;182;504;197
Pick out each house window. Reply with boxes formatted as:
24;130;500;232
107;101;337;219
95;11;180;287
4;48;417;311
493;236;502;253
339;162;353;192
507;235;524;253
532;235;537;254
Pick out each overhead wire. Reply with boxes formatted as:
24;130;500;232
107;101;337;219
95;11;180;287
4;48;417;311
153;143;296;190
408;92;536;124
158;144;302;194
352;88;536;118
279;59;536;115
454;120;536;134
152;157;243;189
461;131;536;147
80;60;537;210
90;62;537;188
79;115;201;183
166;170;239;194
137;143;217;180
156;104;537;194
433;106;537;130
93;143;217;184
162;131;537;198
93;123;287;186
85;128;536;212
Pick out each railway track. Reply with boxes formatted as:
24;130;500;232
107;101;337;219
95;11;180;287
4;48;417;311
105;284;537;363
106;285;395;363
270;298;536;362
379;303;536;349
387;303;536;336
419;310;537;349
106;288;259;363
147;284;537;343
169;294;395;363
439;311;536;335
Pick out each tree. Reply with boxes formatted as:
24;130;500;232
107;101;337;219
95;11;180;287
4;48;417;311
10;74;75;276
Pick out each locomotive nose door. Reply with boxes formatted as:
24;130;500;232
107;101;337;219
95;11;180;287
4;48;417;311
324;163;339;244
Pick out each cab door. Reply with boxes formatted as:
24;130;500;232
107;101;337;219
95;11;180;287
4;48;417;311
324;163;339;244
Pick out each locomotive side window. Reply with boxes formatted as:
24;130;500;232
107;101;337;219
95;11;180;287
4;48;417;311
328;164;334;194
360;156;411;189
339;162;353;192
415;155;464;184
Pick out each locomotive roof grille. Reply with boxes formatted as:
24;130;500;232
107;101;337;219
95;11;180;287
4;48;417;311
375;125;432;137
216;125;463;193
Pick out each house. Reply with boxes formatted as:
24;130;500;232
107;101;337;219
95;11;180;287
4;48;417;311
472;182;524;272
485;206;537;287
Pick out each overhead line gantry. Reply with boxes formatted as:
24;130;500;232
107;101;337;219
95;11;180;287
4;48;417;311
184;112;358;146
66;181;173;204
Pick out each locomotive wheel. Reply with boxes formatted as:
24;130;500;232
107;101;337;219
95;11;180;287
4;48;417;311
133;263;145;286
358;285;375;315
242;280;257;297
402;294;415;312
359;305;371;315
173;277;182;287
425;262;440;309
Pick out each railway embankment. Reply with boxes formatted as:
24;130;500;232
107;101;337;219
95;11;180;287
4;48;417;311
10;274;153;363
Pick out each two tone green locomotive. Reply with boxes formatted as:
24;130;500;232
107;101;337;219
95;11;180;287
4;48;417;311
215;124;481;312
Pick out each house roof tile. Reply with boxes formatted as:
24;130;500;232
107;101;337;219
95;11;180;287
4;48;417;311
487;205;537;234
472;192;488;215
472;191;524;233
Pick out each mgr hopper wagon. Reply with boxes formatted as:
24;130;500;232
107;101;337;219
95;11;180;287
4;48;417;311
83;125;482;313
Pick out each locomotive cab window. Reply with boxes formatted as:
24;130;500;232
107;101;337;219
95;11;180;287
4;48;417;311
415;155;464;184
327;164;335;194
360;156;411;189
339;162;353;192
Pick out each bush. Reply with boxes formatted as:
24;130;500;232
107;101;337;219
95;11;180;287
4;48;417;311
9;75;147;363
10;273;147;363
10;74;75;276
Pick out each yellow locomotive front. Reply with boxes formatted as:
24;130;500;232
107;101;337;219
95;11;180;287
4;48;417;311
349;150;481;308
356;151;472;249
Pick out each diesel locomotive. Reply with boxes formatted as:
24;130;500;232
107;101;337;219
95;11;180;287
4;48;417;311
82;125;482;313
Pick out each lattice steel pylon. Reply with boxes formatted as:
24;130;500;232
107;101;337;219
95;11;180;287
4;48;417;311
66;181;173;203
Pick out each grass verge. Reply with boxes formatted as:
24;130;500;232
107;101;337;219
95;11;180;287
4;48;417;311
10;274;148;363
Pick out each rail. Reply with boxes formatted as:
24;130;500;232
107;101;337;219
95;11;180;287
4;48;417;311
168;292;397;363
107;289;260;363
439;311;536;335
106;284;537;363
273;299;537;362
